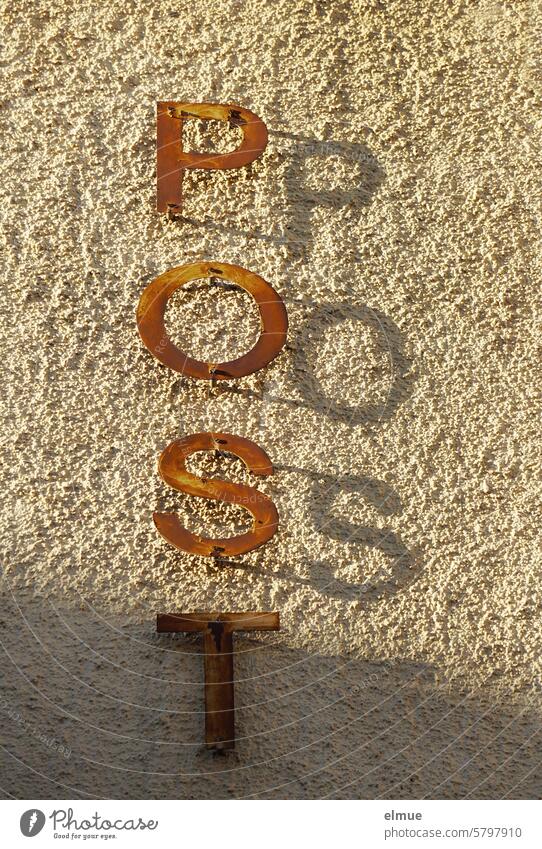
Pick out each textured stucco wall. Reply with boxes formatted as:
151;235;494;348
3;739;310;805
1;0;541;798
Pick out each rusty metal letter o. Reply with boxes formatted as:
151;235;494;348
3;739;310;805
136;261;288;380
154;432;279;558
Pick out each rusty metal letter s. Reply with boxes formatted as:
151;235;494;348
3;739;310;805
154;432;279;558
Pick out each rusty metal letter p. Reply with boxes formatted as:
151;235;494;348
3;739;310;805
156;101;268;215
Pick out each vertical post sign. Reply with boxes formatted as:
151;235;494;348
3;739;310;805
136;101;284;750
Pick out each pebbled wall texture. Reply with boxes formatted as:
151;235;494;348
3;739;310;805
1;0;541;799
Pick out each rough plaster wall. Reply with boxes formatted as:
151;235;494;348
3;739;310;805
1;0;541;798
